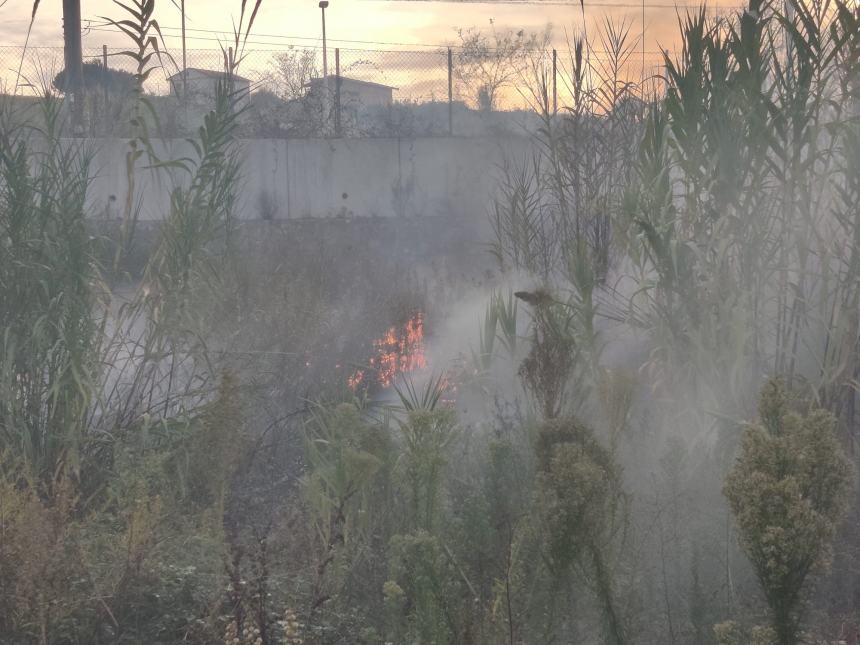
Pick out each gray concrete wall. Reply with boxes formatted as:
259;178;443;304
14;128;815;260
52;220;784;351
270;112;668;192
84;136;534;222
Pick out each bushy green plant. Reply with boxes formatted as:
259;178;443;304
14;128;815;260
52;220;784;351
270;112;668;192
385;530;459;644
724;379;852;645
516;291;578;420
396;409;457;533
535;416;629;645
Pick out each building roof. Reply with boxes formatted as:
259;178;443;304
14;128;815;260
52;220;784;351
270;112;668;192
307;76;397;91
168;68;251;84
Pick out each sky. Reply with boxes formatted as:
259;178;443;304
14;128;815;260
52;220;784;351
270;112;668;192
1;0;741;53
0;0;743;101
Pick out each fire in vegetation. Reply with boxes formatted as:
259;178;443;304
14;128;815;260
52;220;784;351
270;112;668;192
349;312;427;390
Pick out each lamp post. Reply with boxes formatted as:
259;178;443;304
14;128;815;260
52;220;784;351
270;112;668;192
319;1;329;78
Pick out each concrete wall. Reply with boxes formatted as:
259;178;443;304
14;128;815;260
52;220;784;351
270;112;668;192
84;136;533;222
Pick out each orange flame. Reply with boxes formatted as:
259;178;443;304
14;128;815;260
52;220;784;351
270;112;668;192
349;312;427;390
347;369;365;390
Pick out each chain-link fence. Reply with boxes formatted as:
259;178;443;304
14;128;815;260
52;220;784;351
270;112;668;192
0;43;665;137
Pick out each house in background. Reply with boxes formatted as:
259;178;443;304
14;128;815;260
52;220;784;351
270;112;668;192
305;76;396;108
168;68;252;104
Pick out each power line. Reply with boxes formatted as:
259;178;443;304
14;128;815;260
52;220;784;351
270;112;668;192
83;25;323;50
82;28;668;57
83;20;440;49
81;22;668;54
81;0;743;52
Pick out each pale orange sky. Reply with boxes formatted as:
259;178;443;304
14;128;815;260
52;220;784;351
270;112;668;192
0;0;744;102
1;0;740;54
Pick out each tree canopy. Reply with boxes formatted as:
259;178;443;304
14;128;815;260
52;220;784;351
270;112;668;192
53;60;136;94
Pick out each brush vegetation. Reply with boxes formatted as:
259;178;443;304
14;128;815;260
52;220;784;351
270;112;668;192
1;0;860;644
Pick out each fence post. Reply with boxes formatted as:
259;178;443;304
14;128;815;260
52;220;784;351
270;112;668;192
181;0;188;118
102;45;109;107
335;48;342;137
181;0;187;83
552;48;558;115
447;47;453;136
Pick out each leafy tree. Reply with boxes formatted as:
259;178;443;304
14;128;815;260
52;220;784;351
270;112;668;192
453;24;550;111
724;379;852;645
268;47;319;101
53;60;136;94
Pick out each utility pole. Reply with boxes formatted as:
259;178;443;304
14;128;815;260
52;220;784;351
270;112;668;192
319;1;329;78
63;0;84;125
102;44;109;107
181;0;188;93
641;0;646;82
181;0;188;123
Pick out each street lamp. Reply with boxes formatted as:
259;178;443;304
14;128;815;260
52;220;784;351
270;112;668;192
319;1;329;78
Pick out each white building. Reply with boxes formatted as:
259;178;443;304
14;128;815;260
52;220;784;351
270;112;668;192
168;68;251;104
306;76;395;108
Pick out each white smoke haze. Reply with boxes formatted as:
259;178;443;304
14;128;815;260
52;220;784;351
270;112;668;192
2;1;860;644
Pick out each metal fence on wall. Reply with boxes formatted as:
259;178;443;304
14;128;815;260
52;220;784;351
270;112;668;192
0;44;665;137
